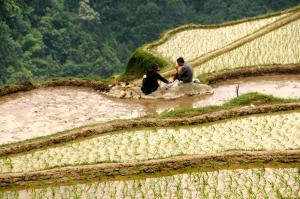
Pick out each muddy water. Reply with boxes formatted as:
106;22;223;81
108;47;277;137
138;74;300;114
0;87;144;145
0;75;299;145
193;74;300;107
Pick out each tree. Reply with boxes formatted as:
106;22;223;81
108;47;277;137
7;67;33;84
79;0;100;22
0;21;22;84
1;0;299;85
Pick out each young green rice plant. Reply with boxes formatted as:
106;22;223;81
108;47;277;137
0;112;299;173
5;168;296;198
3;158;13;170
194;19;300;76
151;13;288;62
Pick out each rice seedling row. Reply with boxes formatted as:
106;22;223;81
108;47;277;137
194;19;300;76
1;167;299;199
0;111;299;173
152;14;287;62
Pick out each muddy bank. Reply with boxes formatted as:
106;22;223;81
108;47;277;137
0;104;299;157
0;87;145;145
137;74;300;114
0;150;299;188
3;162;298;192
205;64;300;84
0;82;36;97
0;78;110;97
105;82;213;100
193;74;300;107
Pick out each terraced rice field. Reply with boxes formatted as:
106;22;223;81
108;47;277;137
194;19;300;76
1;167;299;198
127;7;300;79
1;6;300;199
151;14;288;62
0;75;299;141
0;111;299;173
0;91;299;198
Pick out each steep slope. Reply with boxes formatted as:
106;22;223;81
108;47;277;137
124;5;300;80
194;15;300;76
151;14;288;62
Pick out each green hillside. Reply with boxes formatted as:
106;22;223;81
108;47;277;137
1;0;300;85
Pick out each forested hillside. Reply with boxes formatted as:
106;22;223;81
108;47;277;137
1;0;299;85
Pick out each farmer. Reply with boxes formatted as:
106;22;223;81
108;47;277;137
173;57;193;83
141;63;169;95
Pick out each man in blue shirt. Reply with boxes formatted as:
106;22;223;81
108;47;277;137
174;57;193;83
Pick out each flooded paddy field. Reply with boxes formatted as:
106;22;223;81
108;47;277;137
139;74;300;114
1;166;299;199
0;87;145;145
0;111;299;173
0;74;299;145
0;75;299;199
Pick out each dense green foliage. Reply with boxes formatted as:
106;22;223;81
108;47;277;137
1;0;299;85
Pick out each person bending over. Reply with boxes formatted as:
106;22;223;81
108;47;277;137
141;63;169;95
173;57;193;83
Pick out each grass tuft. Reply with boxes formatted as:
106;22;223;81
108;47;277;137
120;48;172;82
160;92;300;118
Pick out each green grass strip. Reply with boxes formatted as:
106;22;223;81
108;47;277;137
160;92;300;118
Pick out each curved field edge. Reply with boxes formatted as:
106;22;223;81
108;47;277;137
1;110;298;173
193;17;300;77
0;103;299;157
2;163;299;194
160;92;300;118
146;5;300;50
152;13;290;65
0;77;110;97
197;64;300;84
123;6;300;81
0;150;299;188
163;11;300;77
2;168;299;199
181;11;300;69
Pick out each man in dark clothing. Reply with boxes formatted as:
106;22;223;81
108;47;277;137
174;57;193;83
141;63;169;95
